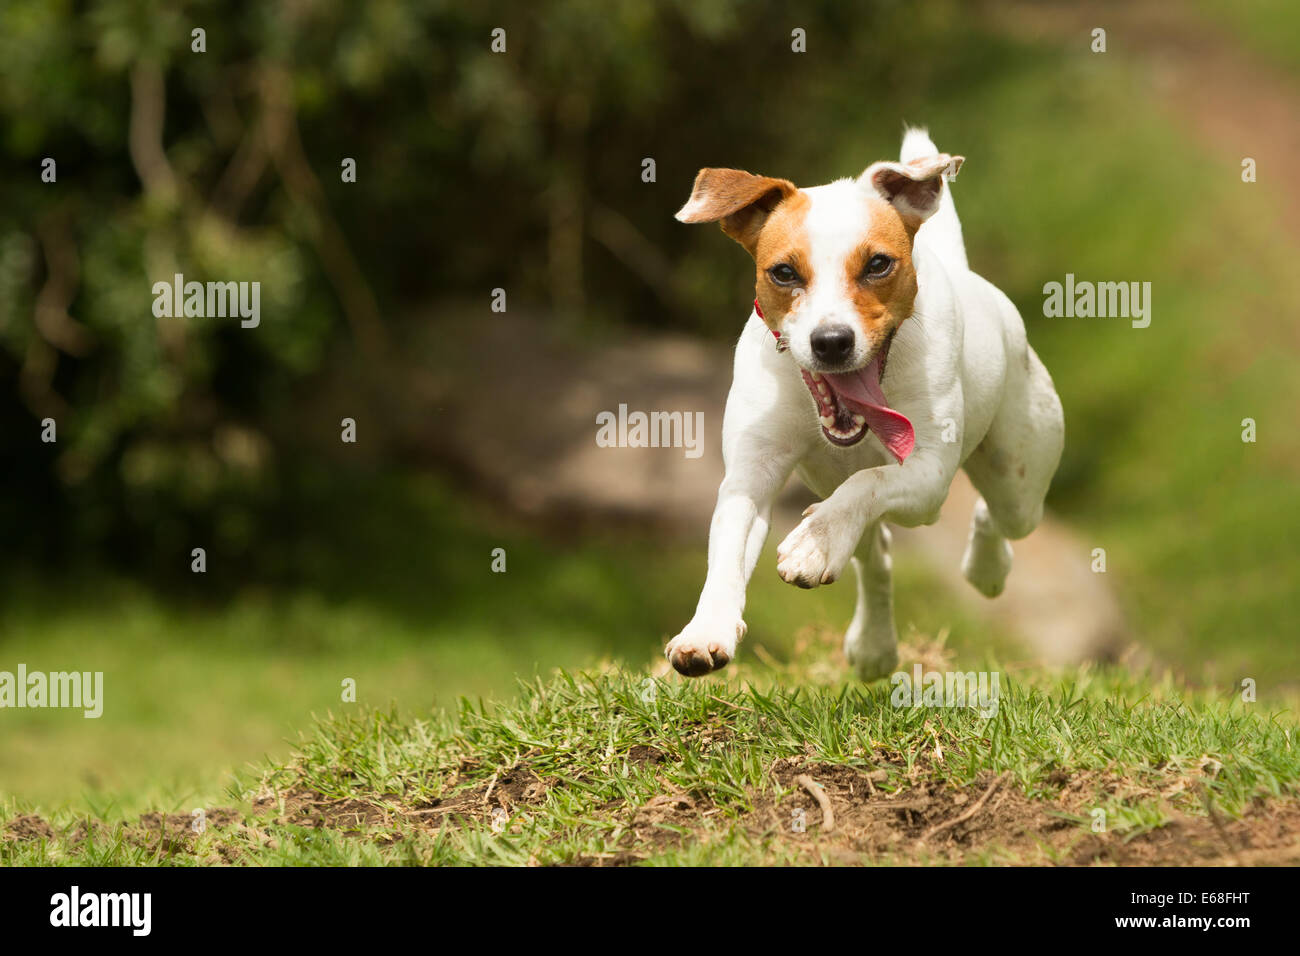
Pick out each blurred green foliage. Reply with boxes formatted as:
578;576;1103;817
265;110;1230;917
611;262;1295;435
0;0;948;572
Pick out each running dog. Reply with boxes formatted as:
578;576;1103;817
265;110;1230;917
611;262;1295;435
666;128;1064;679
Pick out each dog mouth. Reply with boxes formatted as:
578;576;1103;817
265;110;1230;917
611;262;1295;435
796;336;917;463
802;369;870;446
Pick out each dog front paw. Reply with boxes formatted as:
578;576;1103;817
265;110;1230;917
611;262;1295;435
776;506;858;588
665;619;745;677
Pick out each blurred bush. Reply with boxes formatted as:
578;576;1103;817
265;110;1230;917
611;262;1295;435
0;0;960;574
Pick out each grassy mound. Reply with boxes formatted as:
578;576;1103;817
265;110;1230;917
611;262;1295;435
5;636;1299;866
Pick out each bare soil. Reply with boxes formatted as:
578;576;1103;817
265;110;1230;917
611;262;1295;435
11;762;1298;865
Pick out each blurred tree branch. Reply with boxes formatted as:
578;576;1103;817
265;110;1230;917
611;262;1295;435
547;89;590;326
128;60;179;202
588;202;688;312
259;64;390;361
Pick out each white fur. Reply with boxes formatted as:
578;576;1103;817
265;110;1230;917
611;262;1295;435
666;129;1065;680
780;179;888;372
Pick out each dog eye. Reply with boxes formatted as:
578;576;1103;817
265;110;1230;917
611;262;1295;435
864;254;894;278
768;264;801;286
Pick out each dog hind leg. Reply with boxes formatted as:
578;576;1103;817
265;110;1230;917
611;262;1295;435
844;523;900;681
961;496;1014;597
961;344;1064;596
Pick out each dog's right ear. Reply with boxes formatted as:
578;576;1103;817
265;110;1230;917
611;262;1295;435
675;168;796;254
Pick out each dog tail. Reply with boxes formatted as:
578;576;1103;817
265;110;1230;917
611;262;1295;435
900;126;968;272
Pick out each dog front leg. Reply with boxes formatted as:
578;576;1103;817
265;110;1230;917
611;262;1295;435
776;448;956;589
667;461;791;676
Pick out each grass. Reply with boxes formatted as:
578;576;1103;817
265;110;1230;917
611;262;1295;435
0;471;1008;813
4;634;1298;866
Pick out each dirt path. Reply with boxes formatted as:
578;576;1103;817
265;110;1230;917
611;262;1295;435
994;0;1300;231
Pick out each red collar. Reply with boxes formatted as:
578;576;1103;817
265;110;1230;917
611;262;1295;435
755;299;780;340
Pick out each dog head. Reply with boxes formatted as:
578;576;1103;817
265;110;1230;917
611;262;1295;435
675;152;962;453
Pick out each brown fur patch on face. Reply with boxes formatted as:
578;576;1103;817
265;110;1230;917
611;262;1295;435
752;190;812;333
750;190;921;350
843;197;918;347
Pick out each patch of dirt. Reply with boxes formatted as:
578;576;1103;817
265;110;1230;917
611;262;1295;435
751;761;1073;864
3;814;56;843
575;759;1300;866
128;808;242;855
252;790;400;831
1068;798;1300;866
242;759;569;839
753;762;1300;865
627;744;669;767
570;786;721;866
402;765;556;830
66;818;101;845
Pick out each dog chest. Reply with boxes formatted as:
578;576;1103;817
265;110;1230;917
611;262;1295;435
794;440;893;500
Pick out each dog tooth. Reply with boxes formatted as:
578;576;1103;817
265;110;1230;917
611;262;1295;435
820;415;834;427
852;413;866;425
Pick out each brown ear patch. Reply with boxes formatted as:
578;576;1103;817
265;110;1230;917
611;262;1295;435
675;168;797;254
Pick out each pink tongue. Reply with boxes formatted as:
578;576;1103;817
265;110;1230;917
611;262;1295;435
824;355;915;463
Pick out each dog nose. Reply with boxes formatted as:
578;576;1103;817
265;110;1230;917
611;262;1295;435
810;324;855;364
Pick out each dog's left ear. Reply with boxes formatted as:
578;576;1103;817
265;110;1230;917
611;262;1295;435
861;154;964;225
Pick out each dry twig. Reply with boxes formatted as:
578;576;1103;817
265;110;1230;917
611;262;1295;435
795;774;834;834
920;771;1010;843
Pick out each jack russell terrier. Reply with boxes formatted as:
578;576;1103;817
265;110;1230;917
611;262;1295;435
666;128;1064;680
